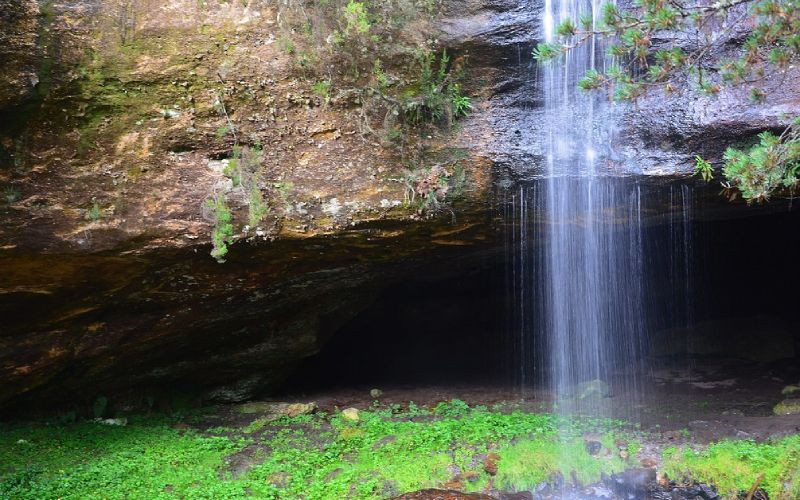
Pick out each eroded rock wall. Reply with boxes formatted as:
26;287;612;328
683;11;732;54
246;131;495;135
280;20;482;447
0;0;503;412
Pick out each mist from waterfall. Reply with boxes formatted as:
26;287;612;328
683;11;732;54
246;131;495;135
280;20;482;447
504;0;695;419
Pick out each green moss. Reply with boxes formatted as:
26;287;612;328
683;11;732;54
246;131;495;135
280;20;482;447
77;111;107;156
243;417;270;433
774;398;800;415
242;404;564;497
3;404;795;499
662;435;800;498
0;403;635;499
70;31;221;158
494;428;635;491
495;437;626;490
0;417;245;499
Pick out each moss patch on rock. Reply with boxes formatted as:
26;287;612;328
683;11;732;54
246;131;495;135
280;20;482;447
773;398;800;416
662;435;800;499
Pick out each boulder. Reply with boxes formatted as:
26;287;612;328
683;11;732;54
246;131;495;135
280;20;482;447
584;439;602;456
575;379;611;399
483;452;499;476
286;403;317;417
773;399;800;416
342;408;360;422
606;468;657;496
236;401;317;419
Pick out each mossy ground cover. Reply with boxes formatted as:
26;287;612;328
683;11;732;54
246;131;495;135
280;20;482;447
0;401;797;499
662;435;800;499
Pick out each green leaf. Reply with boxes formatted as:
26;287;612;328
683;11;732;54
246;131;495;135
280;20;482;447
579;13;593;31
556;18;576;37
532;42;563;62
578;69;604;91
602;3;620;28
694;155;714;182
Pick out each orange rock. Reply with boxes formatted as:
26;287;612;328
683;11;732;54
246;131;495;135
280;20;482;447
442;480;463;490
483;453;500;476
641;457;658;468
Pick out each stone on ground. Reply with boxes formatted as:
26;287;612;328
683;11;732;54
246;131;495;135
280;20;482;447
773;398;800;415
576;379;611;399
236;401;317;418
342;408;360;422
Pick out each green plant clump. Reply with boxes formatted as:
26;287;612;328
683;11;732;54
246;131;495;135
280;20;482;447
404;49;472;126
721;126;800;201
0;417;243;499
85;200;102;222
206;195;234;263
662;435;800;498
3;185;21;205
312;79;332;103
694;155;713;182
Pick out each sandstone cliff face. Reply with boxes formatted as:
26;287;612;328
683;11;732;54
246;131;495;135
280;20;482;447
0;0;495;254
0;0;501;412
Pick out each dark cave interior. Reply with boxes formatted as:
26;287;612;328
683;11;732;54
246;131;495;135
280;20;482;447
283;196;800;398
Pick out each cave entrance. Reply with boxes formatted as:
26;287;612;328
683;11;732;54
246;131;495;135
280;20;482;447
276;194;800;432
279;196;799;432
282;265;511;396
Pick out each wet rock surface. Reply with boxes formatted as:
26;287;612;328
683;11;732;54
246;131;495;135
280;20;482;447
393;472;733;500
617;66;800;176
441;0;800;179
394;490;494;500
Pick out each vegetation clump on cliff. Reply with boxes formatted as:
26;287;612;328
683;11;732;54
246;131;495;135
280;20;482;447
199;0;474;261
273;1;472;149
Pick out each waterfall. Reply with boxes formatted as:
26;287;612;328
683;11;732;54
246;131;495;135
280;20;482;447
540;0;648;417
505;0;695;419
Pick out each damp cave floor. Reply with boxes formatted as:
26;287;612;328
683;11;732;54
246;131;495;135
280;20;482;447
278;355;800;444
3;356;799;499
